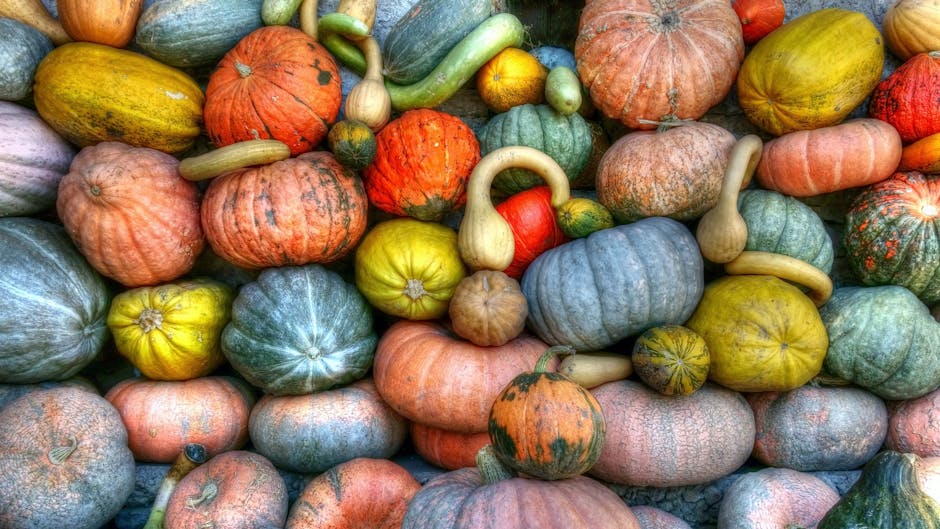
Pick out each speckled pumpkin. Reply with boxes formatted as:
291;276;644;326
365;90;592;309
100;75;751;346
869;52;940;144
631;325;710;396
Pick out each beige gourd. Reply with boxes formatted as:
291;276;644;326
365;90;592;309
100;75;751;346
557;352;633;389
725;250;834;307
0;0;70;44
178;139;291;181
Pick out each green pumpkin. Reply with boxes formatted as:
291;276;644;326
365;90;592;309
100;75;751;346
0;18;53;102
328;119;376;171
819;285;940;400
819;450;940;528
222;264;377;396
478;103;593;195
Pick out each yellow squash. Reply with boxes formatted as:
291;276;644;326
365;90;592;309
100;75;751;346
107;278;234;381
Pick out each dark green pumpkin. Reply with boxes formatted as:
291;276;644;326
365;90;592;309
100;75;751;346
0;18;53;102
818;450;940;529
478;103;593;195
221;264;377;396
819;285;940;400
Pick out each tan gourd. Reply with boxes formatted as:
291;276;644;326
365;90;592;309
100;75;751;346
695;134;763;264
725;250;834;307
178;139;291;181
458;146;571;271
557;351;633;389
0;0;70;45
142;444;208;529
344;36;391;131
299;0;319;38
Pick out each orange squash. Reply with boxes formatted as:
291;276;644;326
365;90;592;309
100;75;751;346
57;0;143;47
900;131;940;173
410;422;491;470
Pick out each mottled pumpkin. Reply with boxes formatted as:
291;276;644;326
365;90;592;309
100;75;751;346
328;119;377;171
886;386;940;457
495;185;569;279
869;52;940;145
717;467;840;529
631;325;710;396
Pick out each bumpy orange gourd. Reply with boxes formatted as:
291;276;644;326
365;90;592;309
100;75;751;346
869;51;940;144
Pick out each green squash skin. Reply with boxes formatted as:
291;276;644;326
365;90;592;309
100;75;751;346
738;189;834;274
0;19;53;102
819;285;940;400
221;264;378;396
0;218;111;383
479;103;593;195
818;451;940;529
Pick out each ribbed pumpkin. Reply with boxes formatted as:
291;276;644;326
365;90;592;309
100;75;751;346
362;108;480;221
843;171;940;305
32;42;204;154
476;47;548;113
200;151;368;270
203;25;341;156
221;264;377;396
870;52;940;145
0;18;52;102
886;386;940;457
631;325;710;396
595;121;737;223
448;269;529;347
495;185;569;279
56;141;205;287
410;422;491;470
882;0;940;62
717;467;840;529
57;0;142;47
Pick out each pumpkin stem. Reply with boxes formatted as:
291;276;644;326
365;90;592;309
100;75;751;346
186;480;219;509
234;61;253;78
48;435;78;465
636;116;691;133
476;445;516;484
135;307;164;333
403;278;429;300
534;345;576;373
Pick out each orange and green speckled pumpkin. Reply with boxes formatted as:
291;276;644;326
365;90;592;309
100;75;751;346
488;345;606;480
869;52;940;145
328;119;377;171
631;325;710;396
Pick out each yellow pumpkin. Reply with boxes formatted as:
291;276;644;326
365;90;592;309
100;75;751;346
476;47;548;113
685;275;828;393
32;41;204;154
354;217;467;320
631;325;710;396
107;278;234;381
736;8;884;137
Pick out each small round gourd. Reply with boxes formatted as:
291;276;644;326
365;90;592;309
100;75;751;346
631;325;710;396
328;119;376;171
555;197;614;239
448;270;528;347
476;47;548;113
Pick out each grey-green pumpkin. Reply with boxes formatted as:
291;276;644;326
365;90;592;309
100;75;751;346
0;18;53;102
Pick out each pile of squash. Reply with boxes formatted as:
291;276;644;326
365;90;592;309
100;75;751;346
3;0;940;527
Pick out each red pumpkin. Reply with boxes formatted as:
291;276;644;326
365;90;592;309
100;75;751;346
362;108;481;221
200;151;369;269
203;25;341;155
886;385;940;457
731;0;785;45
495;185;568;278
410;422;491;470
869;51;940;144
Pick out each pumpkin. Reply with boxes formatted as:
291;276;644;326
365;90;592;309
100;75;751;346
0;0;70;45
736;8;884;136
164;450;288;529
589;380;755;487
401;445;642;529
0;217;110;384
0;387;136;529
286;457;421;529
372;319;550;433
842;171;940;305
249;378;408;475
0;18;52;102
104;376;255;463
328;119;377;171
57;0;142;47
886;386;940;457
221;264;377;396
0;376;97;411
476;47;548;113
631;325;710;396
575;0;744;129
882;0;940;62
870;52;940;145
362;108;480;221
354;217;467;320
595;121;737;223
0;100;75;217
488;346;606;480
56;141;205;287
555;197;615;239
631;506;693;529
410;422;492;470
203;25;341;156
32;42;204;154
495;185;569;278
900;131;940;173
717;467;840;529
107;278;234;381
731;0;785;45
747;384;889;471
448;269;529;347
820;285;940;401
522;217;704;351
755;118;903;197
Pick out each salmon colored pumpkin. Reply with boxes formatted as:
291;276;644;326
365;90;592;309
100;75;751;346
717;467;840;528
886;386;940;457
476;47;548;113
57;0;143;47
731;0;785;45
870;51;940;144
200;150;369;269
755;118;903;197
495;185;569;278
203;25;341;156
410;422;491;470
56;141;204;287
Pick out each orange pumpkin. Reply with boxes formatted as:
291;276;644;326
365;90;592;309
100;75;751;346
495;185;569;278
57;0;142;47
200;150;369;269
575;0;745;129
362;108;481;221
900;131;940;173
731;0;785;45
410;422;491;470
476;47;549;113
203;25;341;155
869;51;940;144
56;141;204;287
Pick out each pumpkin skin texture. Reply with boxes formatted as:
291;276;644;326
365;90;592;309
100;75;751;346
820;285;940;401
495;185;569;279
32;42;204;154
57;141;205;287
0;387;136;529
522;217;704;351
448;269;529;347
410;422;492;470
631;325;710;396
222;264;377;396
204;25;341;156
164;450;288;529
589;380;755;487
736;8;884;137
755;118;903;197
596;121;736;223
104;376;255;463
887;386;940;457
869;52;940;145
58;0;142;47
0;217;110;383
363;108;481;221
717;467;840;529
373;319;550;433
575;0;744;130
685;274;828;393
631;506;693;529
882;0;940;62
747;385;889;471
0;19;52;102
842;171;940;305
201;150;368;270
285;457;420;529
